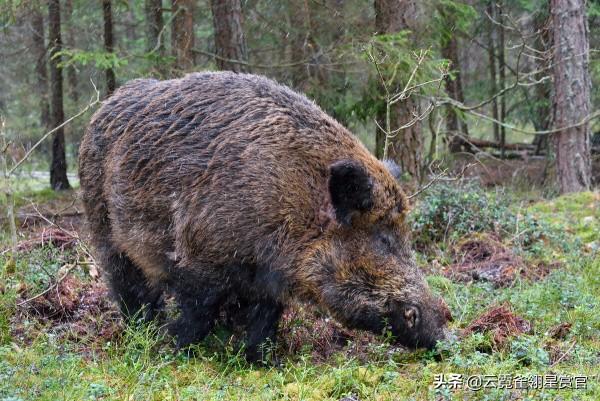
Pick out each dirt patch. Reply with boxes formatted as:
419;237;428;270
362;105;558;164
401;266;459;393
25;274;82;320
443;234;525;287
278;304;384;362
443;234;561;287
14;275;122;351
452;156;553;189
547;322;572;340
17;198;85;234
545;338;577;366
17;226;79;252
521;260;562;282
463;303;531;349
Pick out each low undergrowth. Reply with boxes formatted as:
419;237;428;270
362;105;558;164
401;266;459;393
0;182;598;400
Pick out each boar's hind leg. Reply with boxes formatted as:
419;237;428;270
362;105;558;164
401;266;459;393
243;297;284;363
102;247;163;322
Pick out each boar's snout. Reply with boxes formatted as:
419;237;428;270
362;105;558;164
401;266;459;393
388;296;453;350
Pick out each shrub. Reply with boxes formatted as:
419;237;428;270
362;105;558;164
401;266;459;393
410;182;550;250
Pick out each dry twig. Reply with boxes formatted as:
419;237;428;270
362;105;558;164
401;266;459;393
16;263;76;306
407;161;474;200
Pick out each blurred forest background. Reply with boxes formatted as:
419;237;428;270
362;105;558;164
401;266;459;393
0;0;598;194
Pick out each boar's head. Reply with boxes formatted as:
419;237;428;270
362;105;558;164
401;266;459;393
303;159;452;349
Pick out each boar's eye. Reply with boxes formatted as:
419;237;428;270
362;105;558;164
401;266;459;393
404;306;420;329
376;232;395;251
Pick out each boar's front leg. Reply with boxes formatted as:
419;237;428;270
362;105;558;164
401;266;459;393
101;246;164;322
243;297;283;363
169;267;228;350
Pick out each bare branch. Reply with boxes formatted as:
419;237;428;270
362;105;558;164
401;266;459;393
389;49;429;105
149;6;182;55
9;80;100;176
0;117;18;261
192;44;345;70
16;264;77;307
407;161;475;200
438;96;600;136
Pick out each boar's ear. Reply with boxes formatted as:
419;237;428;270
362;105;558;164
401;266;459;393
328;160;374;225
382;159;402;181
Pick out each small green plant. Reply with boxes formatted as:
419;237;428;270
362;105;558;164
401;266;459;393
411;182;511;245
410;182;554;252
509;336;550;367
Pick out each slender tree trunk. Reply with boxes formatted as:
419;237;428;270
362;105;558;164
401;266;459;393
428;109;439;161
289;0;313;89
63;0;79;105
172;0;195;71
532;7;552;155
498;3;507;158
124;0;137;42
146;0;163;51
440;5;469;153
103;0;116;96
551;0;591;193
210;0;248;73
145;0;166;76
487;2;500;142
31;9;50;132
442;39;464;153
438;4;469;153
374;0;423;181
48;0;70;190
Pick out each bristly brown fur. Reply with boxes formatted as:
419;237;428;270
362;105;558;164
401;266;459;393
79;71;451;361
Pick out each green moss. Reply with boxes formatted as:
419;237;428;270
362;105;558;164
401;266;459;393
529;191;599;245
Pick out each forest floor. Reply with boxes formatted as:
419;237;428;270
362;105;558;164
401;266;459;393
0;170;599;401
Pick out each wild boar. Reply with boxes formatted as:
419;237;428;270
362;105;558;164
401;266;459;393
79;71;452;361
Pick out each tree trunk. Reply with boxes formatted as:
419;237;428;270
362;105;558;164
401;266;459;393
551;0;591;193
31;9;50;132
210;0;248;73
498;3;507;158
486;2;500;143
145;0;163;51
289;0;309;88
440;5;469;153
172;0;195;71
64;0;79;104
48;0;71;190
531;7;552;155
103;0;116;96
374;0;423;181
124;0;137;42
145;0;166;76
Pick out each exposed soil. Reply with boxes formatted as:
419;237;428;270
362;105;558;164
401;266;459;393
443;233;560;287
463;303;531;349
521;260;562;282
443;234;524;287
278;304;384;362
547;322;572;340
545;338;576;365
16;195;87;241
14;275;122;354
17;226;79;252
451;156;554;189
